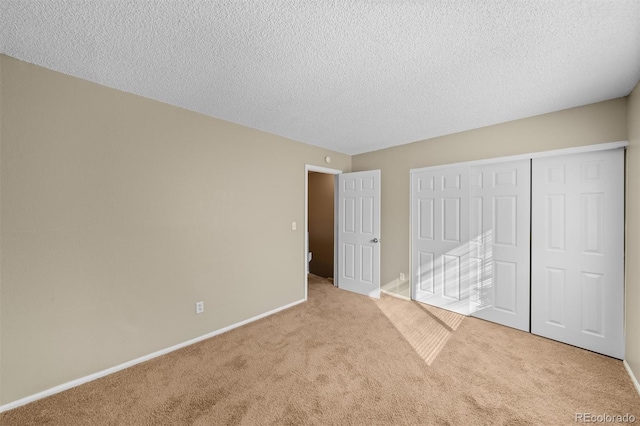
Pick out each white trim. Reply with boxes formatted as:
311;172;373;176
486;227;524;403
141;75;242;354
304;164;342;300
624;360;640;397
0;298;305;413
410;141;628;174
380;289;411;301
409;174;414;301
306;164;343;175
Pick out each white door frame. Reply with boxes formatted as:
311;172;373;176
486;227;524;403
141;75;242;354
409;141;628;175
305;164;342;300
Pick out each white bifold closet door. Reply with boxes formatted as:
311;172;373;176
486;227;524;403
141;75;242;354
531;149;624;359
412;167;471;315
411;160;531;331
469;160;531;331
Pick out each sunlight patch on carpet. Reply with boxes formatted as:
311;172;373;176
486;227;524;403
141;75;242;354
374;295;465;366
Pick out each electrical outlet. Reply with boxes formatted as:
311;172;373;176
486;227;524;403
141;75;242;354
195;301;204;314
291;221;297;231
400;273;405;281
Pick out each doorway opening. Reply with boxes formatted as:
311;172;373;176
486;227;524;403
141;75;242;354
308;171;335;279
304;165;342;300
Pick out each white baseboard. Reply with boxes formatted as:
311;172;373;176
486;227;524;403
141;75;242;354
624;360;640;397
0;298;306;413
380;289;411;301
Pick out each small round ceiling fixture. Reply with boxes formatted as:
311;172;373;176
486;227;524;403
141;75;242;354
324;156;331;164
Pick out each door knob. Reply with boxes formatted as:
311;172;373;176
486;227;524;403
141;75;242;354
372;238;380;243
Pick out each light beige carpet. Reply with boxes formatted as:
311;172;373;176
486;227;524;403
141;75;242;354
2;275;639;425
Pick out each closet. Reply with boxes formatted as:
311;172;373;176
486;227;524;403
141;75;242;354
411;145;625;359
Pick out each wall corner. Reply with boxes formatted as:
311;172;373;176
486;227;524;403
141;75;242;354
625;78;640;392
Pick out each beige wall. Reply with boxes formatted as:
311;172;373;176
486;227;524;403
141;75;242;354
0;55;351;405
626;80;640;383
308;172;334;278
352;98;628;289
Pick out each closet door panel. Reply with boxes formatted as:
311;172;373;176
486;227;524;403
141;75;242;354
412;167;471;315
531;149;624;359
412;161;530;324
469;160;531;331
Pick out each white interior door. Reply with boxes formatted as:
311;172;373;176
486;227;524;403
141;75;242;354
531;149;624;359
469;160;531;331
338;170;381;298
412;167;471;314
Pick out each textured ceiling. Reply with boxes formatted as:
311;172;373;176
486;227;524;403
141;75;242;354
1;1;639;155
